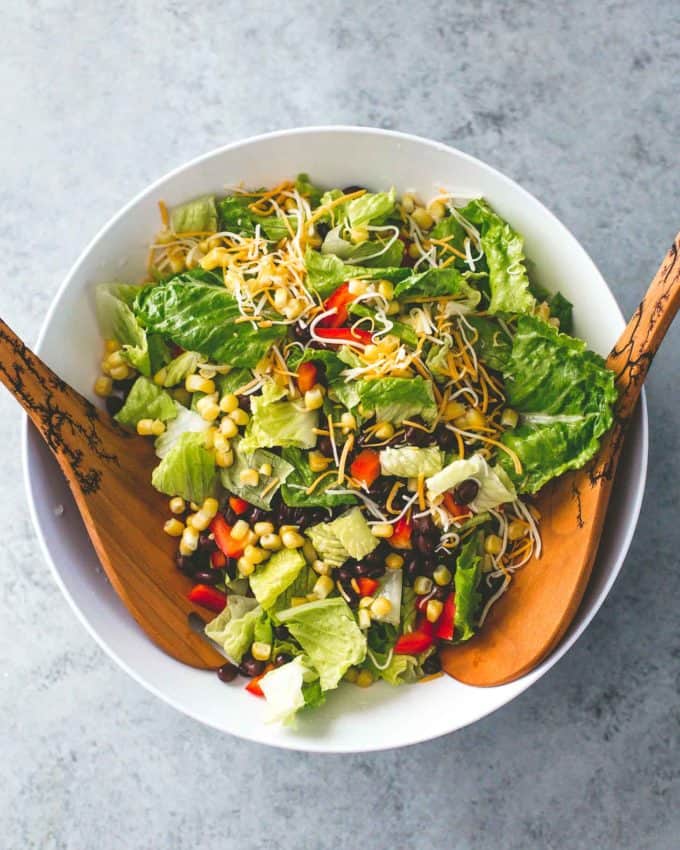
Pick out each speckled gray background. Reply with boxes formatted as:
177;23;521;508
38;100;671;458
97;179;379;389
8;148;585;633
1;1;679;848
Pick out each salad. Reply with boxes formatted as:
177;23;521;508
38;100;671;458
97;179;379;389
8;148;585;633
94;175;616;725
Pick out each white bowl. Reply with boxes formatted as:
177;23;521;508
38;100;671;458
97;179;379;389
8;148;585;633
22;127;648;752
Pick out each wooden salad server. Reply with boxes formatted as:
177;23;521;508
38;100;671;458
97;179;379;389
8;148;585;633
0;321;224;669
442;233;680;687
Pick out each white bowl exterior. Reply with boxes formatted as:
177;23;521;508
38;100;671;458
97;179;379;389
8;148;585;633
22;127;648;752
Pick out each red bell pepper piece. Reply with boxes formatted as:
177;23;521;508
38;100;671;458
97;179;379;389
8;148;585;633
321;282;356;327
350;449;381;489
296;361;318;394
435;594;456;641
442;492;472;521
210;550;227;570
228;496;249;516
187;584;227;614
356;577;380;597
394;629;434;655
314;327;373;346
210;514;246;558
245;663;275;698
390;515;413;549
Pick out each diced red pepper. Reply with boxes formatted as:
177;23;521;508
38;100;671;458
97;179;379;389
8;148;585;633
314;327;373;346
321;282;356;327
210;514;246;558
419;614;437;636
228;496;249;516
187;584;227;614
356;577;380;597
245;663;275;698
435;594;456;641
210;550;227;570
394;629;434;655
390;515;413;549
350;449;381;489
443;492;472;521
296;361;318;394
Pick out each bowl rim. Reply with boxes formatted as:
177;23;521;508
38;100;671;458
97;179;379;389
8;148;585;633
21;125;649;751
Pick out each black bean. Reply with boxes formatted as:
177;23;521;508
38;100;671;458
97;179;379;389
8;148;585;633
422;654;442;675
414;533;434;554
308;507;328;526
105;394;125;417
113;377;136;395
248;507;267;524
274;625;290;640
239;655;265;678
402;425;432;447
292;322;311;343
198;532;216;552
293;508;308;526
223;506;238;525
366;563;386;579
412;514;434;536
354;562;372;577
436;425;457;451
217;662;239;683
316;435;333;456
343;184;366;194
175;554;196;576
274;653;292;667
404;556;420;582
340;582;358;606
419;557;437;577
223;557;237;580
337;568;353;583
193;570;220;585
432;585;450;601
453;478;479;505
316;221;330;241
238;394;252;413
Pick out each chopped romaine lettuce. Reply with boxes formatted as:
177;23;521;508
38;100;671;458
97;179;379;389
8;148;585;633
204;595;260;662
134;279;286;368
306;507;379;568
170;195;217;234
276;597;367;690
498;315;617;493
375;569;403;626
162;351;203;386
394;267;482;311
220;439;294;509
95;283;159;377
356;377;437;425
426;453;516;511
379;446;443;478
348;303;418;347
249;549;306;611
154;403;211;458
304;248;408;298
151;431;218;504
286;346;347;384
114;377;177;428
465;316;513;372
381;653;421;685
295;173;324;206
453;534;483;642
270;563;317;618
260;656;309;725
280;447;357;509
239;382;319;452
346;188;396;228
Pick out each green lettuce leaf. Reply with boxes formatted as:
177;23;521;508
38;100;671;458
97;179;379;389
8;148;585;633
400;586;418;635
454;534;483;642
304;248;408;298
220;440;294;509
162;351;203;387
459;199;536;316
215;368;253;395
217;195;295;241
276;598;367;690
95;283;158;377
270;563;317;619
306;507;379;568
379;446;443;478
280;447;357;509
348;303;418;347
346;188;396;227
249;549;306;611
170;195;217;234
499;315;617;492
134;279;286;368
154;403;211;458
356;377;437;425
295;173;324;206
465;316;513;372
240;382;319;452
260;656;309;725
151;431;218;503
204;595;260;662
286;346;347;384
320;226;404;268
426;453;517;511
114;377;177;428
394;267;482;311
380;653;421;685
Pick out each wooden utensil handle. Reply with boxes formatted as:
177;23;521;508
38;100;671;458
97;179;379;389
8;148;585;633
607;233;680;418
0;317;117;494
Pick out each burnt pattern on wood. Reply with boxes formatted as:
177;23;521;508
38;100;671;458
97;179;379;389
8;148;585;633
0;324;118;494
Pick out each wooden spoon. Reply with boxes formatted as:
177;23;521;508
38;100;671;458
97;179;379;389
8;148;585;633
0;321;224;669
442;233;680;687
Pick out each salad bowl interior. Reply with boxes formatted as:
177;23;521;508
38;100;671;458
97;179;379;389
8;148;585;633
23;127;647;752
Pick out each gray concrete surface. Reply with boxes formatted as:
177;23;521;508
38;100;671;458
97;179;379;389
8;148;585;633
1;1;679;848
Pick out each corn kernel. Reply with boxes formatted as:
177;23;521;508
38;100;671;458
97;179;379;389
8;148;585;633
386;300;401;316
344;667;359;683
408;242;422;260
110;364;130;381
359;596;374;609
252;521;273;538
202;498;219;519
105;339;121;353
377;279;394;300
290;596;308;607
282;298;305;320
340;412;357;432
100;359;112;376
428;200;447;222
219;393;239;414
199;366;217;380
444;400;467;421
231;520;250;541
349;226;369;244
150;419;166;436
178;539;194;557
186;374;215;394
219;416;238;438
251;641;272;662
205;428;219;451
302;540;317;564
371;523;394;539
433;564;452;586
362;343;381;362
313;575;334;599
414;576;433;595
370;596;392;619
347;278;368;296
260;533;282;551
465;408;486;429
181;526;199;553
107;350;126;369
484;534;503;555
153;367;167;387
200;247;231;270
136;419;154;436
237;557;255;577
281;529;305;549
169;496;185;515
168;250;185;274
548;317;561;329
357;609;372;631
308;451;331;473
259;462;272;477
373;421;394;441
501;408;519;429
304;386;324;411
412;207;434;230
426;598;444;623
508;520;528;541
239;467;259;488
229;407;250;426
163;518;184;537
355;668;374;687
273;287;289;310
244;545;267;565
279;524;298;535
94;376;113;398
188;510;211;532
312;559;330;576
401;193;416;213
379;334;400;351
536;301;551;322
385;553;404;570
213;433;231;453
